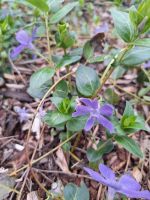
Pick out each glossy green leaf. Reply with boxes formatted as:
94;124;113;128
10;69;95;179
50;2;79;24
64;182;89;200
27;67;55;99
104;88;120;105
53;80;68;98
56;54;81;68
83;41;94;60
111;9;136;42
87;140;114;162
66;116;88;132
88;55;105;64
114;135;143;158
26;0;49;12
76;65;100;97
44;110;71;126
121;46;150;66
134;38;150;47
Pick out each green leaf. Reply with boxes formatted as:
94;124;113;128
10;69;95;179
83;41;94;60
64;182;89;200
51;97;75;114
76;65;100;97
134;38;150;47
121;46;150;66
50;2;79;24
26;0;49;12
104;88;120;105
44;110;71;127
88;55;105;64
66;116;88;132
111;65;126;80
48;0;63;12
87;140;114;162
27;67;55;99
114;135;143;158
111;9;136;42
138;86;150;97
53;80;68;98
122;101;134;116
56;54;81;69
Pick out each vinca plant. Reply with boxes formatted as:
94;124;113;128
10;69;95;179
3;0;150;199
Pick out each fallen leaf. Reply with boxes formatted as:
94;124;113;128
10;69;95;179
55;148;70;173
27;191;39;200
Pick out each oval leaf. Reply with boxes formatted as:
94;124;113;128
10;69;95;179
27;67;55;99
114;135;143;158
26;0;49;12
111;9;136;42
76;65;100;97
50;2;79;24
121;46;150;66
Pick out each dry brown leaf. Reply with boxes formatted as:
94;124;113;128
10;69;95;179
55;148;70;173
27;191;39;200
132;167;142;183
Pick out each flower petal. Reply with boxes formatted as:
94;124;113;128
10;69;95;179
10;45;25;58
119;174;141;191
84;116;95;131
84;167;108;185
16;30;31;45
99;104;114;117
107;187;116;200
99;164;115;180
72;105;91;117
120;189;150;200
97;115;114;133
79;98;98;109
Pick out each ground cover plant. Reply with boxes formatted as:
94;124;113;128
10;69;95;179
0;0;150;199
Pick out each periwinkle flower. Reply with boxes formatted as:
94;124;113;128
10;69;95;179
10;28;37;58
144;60;150;68
15;107;29;122
94;22;109;34
72;98;114;133
84;164;150;200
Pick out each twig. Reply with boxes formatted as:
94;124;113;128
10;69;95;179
8;54;26;84
33;168;92;180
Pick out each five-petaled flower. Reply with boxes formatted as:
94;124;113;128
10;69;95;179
72;98;114;133
10;28;37;58
84;164;150;200
15;107;29;123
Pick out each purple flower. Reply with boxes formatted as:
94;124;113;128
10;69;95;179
39;106;46;118
10;28;37;58
84;164;150;200
144;60;150;68
15;107;29;122
72;98;114;133
94;22;109;34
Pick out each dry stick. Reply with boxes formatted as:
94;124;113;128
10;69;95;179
17;168;30;200
10;71;75;198
8;54;26;84
111;79;150;105
28;125;52;196
33;168;92;180
10;132;78;176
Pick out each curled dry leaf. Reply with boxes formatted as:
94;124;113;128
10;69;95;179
55;148;70;173
132;167;142;183
27;191;39;200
